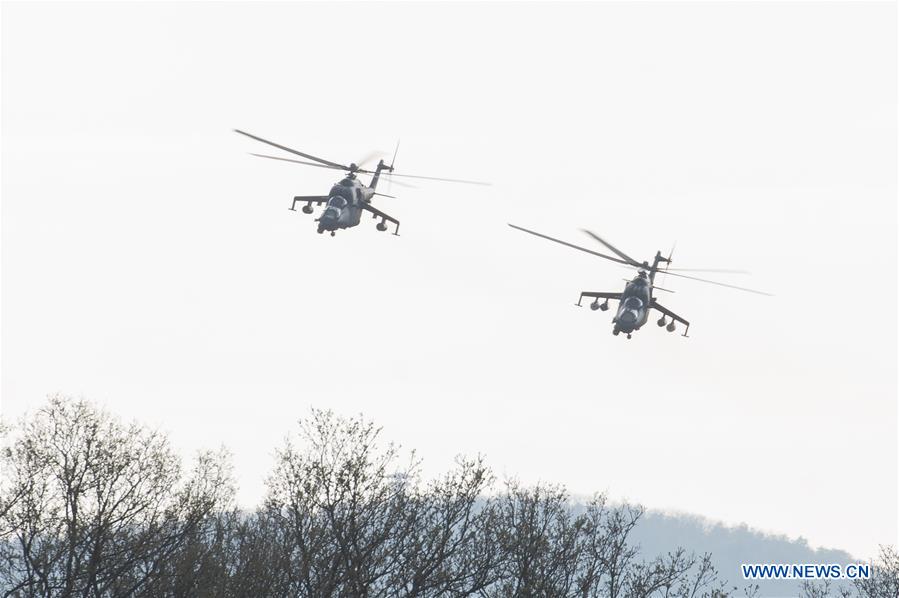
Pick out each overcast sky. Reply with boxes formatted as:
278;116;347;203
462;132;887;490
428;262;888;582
2;1;896;559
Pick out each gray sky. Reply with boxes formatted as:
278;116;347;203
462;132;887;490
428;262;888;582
2;1;896;558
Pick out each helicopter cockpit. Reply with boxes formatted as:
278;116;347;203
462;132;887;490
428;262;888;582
326;195;348;209
320;195;348;222
624;277;651;304
328;178;357;202
623;296;644;311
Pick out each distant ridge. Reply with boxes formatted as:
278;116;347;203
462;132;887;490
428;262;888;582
629;508;857;595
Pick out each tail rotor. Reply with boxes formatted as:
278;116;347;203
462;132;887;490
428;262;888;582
660;241;676;288
387;140;399;195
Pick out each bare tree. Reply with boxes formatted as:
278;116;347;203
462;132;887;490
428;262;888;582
0;396;234;598
206;509;295;598
622;550;727;598
263;409;508;598
264;408;422;597
0;398;767;598
482;481;583;597
390;456;502;597
579;498;643;598
856;546;899;598
798;546;899;598
478;486;726;598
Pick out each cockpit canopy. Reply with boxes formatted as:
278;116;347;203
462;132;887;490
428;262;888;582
329;184;354;202
624;277;651;304
623;296;644;311
327;195;348;209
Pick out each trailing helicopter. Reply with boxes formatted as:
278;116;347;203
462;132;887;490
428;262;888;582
508;224;771;339
235;129;489;236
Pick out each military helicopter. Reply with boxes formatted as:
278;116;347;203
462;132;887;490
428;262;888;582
235;129;488;236
508;224;771;339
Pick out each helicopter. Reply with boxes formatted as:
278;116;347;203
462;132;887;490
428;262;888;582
235;129;488;236
508;224;771;339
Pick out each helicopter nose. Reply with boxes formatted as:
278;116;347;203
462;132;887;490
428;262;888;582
617;310;638;329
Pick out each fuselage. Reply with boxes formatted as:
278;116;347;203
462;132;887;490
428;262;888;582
612;274;652;334
317;175;375;233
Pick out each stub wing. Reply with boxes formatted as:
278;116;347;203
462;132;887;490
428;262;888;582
576;291;622;307
651;300;690;335
290;196;329;211
361;202;400;235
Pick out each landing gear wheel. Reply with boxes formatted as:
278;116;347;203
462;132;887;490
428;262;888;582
626;333;632;339
330;231;336;237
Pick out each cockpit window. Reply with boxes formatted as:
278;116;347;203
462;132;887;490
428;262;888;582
330;183;353;201
625;279;651;302
327;196;347;209
624;296;643;310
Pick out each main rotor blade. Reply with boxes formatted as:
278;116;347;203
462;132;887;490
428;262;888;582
581;229;644;268
248;153;345;171
657;240;751;274
663;271;773;296
390;140;400;168
234;129;350;170
667;267;751;274
385;178;417;189
508;224;632;267
249;153;421;189
381;171;491;186
356;150;385;170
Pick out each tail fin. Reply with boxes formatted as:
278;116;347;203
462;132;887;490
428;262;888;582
649;250;670;283
370;140;399;191
657;243;675;286
369;159;389;190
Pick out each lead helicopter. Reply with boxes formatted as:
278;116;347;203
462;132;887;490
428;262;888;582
235;129;489;236
508;224;771;339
